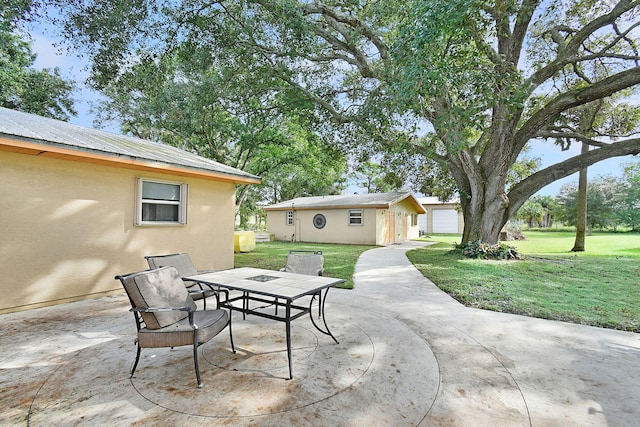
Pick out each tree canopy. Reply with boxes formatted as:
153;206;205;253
88;43;348;222
1;0;76;120
557;175;624;230
54;0;640;242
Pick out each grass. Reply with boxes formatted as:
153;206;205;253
408;231;640;332
234;241;377;289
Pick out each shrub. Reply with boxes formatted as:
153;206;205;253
453;240;521;260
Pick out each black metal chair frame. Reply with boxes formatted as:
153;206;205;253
116;273;235;388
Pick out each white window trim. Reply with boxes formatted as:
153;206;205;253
348;209;363;226
286;210;294;226
135;177;188;226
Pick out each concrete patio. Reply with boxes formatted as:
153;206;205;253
2;241;639;426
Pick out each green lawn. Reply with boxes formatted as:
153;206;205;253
408;231;640;332
234;233;640;331
234;241;377;289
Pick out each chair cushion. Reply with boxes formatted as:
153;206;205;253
285;253;324;276
137;309;229;348
122;267;197;329
146;253;204;296
145;253;199;277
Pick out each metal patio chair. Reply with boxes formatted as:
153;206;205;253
242;251;326;318
266;250;325;317
115;266;235;388
145;253;218;309
283;250;324;276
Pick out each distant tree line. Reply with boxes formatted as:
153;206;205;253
516;161;640;231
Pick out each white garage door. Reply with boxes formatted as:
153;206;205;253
432;209;459;233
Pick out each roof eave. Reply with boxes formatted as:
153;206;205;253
401;194;427;214
0;136;261;185
264;203;391;211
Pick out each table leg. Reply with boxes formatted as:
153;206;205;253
309;288;339;344
286;300;293;380
242;291;248;320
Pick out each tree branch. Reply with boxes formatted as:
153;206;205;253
276;73;356;124
507;137;640;215
507;0;540;64
514;66;640;157
534;130;610;147
527;0;640;90
310;23;378;78
300;1;389;62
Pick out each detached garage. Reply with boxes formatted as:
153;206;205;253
265;192;425;245
418;197;464;234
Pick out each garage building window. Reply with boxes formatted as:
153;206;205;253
136;178;187;225
349;209;363;225
286;210;294;225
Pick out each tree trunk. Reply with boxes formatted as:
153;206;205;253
571;143;589;252
461;189;510;244
235;184;249;228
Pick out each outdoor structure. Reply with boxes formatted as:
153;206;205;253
418;196;464;234
264;192;426;245
0;107;260;314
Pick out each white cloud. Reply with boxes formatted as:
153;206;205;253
31;32;70;69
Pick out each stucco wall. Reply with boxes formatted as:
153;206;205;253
1;151;236;313
266;201;421;245
266;208;379;245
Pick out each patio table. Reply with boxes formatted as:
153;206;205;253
184;267;344;379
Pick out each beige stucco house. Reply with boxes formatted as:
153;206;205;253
264;192;426;245
0;107;260;314
418;196;464;234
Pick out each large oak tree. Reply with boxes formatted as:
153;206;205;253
56;0;640;243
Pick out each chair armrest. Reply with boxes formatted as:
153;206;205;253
186;283;229;299
130;306;195;313
131;307;199;329
188;289;218;298
183;280;220;297
196;287;231;304
216;288;230;301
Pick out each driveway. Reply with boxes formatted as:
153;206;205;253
2;241;639;426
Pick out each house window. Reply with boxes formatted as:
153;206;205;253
349;209;363;225
286;210;294;226
411;214;418;226
136;178;187;225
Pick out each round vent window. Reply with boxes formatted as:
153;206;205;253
313;213;327;229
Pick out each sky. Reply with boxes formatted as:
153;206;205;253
28;21;636;198
521;140;631;196
30;26;121;133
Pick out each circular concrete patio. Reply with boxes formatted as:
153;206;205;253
3;240;639;426
23;302;440;426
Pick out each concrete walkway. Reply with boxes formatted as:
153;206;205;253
2;241;639;426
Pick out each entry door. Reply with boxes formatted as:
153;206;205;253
400;213;407;241
385;211;395;244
